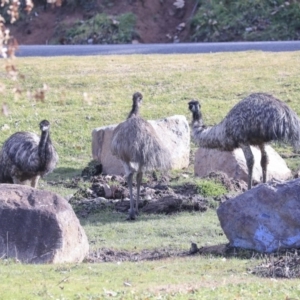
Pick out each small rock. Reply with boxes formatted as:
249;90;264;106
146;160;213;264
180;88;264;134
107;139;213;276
103;184;112;198
173;0;185;9
176;22;185;31
1;124;9;131
94;197;108;204
64;194;73;202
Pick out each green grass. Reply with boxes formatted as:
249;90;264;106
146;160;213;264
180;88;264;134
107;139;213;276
195;179;227;197
83;209;225;252
1;51;300;298
3;50;299;182
1;255;300;299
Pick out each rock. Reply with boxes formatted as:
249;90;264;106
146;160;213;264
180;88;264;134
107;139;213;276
141;187;156;197
103;183;112;198
64;194;73;202
217;179;300;252
176;22;186;31
0;184;89;263
194;145;292;184
92;115;190;175
173;0;185;9
189;242;199;254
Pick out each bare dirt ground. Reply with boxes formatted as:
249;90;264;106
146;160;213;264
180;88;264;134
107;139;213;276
8;0;197;45
48;164;248;264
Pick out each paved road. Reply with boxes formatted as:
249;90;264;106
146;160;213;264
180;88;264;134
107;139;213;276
17;41;300;57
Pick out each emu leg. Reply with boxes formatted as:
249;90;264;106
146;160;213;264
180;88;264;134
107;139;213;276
241;144;254;190
31;176;40;188
12;176;19;184
136;171;143;215
127;172;136;220
259;144;268;183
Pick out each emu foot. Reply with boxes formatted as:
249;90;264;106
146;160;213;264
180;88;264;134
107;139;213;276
126;215;136;221
126;211;136;221
126;209;138;221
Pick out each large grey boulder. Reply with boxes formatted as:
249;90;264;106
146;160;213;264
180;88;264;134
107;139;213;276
92;115;190;175
0;184;89;263
194;145;292;184
217;179;300;253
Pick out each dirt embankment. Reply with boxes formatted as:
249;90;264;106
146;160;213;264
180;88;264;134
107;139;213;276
8;0;197;45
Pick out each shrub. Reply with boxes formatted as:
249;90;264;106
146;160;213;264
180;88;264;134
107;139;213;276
195;179;227;197
190;0;300;42
55;12;137;44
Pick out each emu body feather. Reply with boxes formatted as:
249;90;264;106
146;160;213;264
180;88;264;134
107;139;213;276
0;120;58;188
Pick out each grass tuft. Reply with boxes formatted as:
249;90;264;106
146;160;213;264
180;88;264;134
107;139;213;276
195;178;227;197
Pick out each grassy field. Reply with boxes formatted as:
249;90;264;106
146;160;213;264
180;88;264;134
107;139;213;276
3;51;300;180
1;51;300;299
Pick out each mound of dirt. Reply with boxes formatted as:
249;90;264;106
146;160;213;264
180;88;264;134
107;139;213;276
60;165;246;218
68;172;209;217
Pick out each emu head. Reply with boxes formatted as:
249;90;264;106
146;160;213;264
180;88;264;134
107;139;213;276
188;100;200;113
39;120;50;132
132;92;143;107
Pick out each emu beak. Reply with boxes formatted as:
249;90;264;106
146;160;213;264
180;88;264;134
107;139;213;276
41;125;49;131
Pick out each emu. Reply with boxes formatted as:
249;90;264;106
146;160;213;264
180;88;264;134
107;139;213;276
0;120;59;188
188;93;300;189
111;92;171;220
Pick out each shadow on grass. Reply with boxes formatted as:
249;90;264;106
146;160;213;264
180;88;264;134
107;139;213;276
45;167;83;181
79;209;201;225
198;243;264;259
85;243;263;264
86;242;300;279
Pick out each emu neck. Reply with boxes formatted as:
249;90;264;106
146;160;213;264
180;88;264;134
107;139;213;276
127;103;139;119
192;109;204;127
38;130;50;170
191;109;234;151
